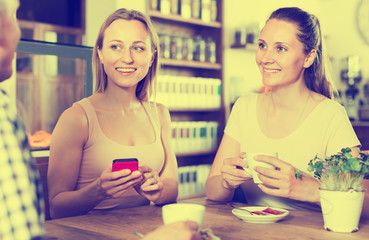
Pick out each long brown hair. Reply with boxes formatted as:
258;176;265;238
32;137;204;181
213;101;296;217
268;7;337;99
92;8;159;101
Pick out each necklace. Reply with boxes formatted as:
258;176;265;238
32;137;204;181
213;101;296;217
265;90;311;137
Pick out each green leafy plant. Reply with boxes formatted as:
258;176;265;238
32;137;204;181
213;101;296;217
308;148;369;191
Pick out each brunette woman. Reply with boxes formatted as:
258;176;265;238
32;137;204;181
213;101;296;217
205;7;366;213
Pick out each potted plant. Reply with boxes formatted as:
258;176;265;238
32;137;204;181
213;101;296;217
308;147;369;233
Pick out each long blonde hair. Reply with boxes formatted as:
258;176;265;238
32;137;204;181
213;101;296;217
92;8;159;101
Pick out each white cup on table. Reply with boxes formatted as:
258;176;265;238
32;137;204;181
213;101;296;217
244;152;278;184
162;203;205;229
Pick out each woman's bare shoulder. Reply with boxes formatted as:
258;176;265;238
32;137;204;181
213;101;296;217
148;102;168;115
61;103;87;123
53;102;89;139
50;102;89;155
149;102;170;126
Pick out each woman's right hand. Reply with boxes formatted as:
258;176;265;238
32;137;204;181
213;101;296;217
98;167;144;199
221;152;252;189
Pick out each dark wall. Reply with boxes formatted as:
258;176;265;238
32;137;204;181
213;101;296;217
17;0;83;28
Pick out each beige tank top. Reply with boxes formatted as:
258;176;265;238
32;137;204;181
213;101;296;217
75;98;165;209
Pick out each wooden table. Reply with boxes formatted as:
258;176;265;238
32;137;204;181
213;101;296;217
45;198;369;239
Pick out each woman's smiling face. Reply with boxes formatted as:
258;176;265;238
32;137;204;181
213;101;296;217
255;19;313;89
98;19;155;91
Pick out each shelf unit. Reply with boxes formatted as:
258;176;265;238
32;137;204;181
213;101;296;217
146;0;225;166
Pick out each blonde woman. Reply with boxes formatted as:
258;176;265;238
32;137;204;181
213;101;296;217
48;8;177;219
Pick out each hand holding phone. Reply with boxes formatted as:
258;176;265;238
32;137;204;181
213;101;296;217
112;158;139;172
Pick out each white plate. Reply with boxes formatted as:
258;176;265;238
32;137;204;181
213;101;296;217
232;206;289;223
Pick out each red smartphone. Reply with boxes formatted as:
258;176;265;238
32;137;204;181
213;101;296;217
112;158;139;172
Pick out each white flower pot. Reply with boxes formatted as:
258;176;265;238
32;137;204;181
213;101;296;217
320;189;365;233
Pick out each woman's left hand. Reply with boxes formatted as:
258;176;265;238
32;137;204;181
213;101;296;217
134;166;164;202
253;155;321;203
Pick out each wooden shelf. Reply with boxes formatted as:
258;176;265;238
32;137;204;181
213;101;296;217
169;107;221;112
351;121;369;127
148;10;222;28
160;58;222;70
176;149;216;157
230;43;258;51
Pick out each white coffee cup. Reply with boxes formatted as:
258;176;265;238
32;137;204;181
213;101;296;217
244;152;278;184
162;203;205;229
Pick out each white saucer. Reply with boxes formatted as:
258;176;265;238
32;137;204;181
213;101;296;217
232;206;289;223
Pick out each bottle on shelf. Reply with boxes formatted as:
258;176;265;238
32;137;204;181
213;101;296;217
180;0;192;19
234;26;247;46
159;33;171;59
210;0;218;22
170;35;183;60
171;121;219;155
201;0;211;22
160;0;171;14
205;37;216;63
170;0;179;15
193;35;206;62
150;0;159;10
155;75;221;110
178;164;211;199
191;0;201;19
182;36;194;61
